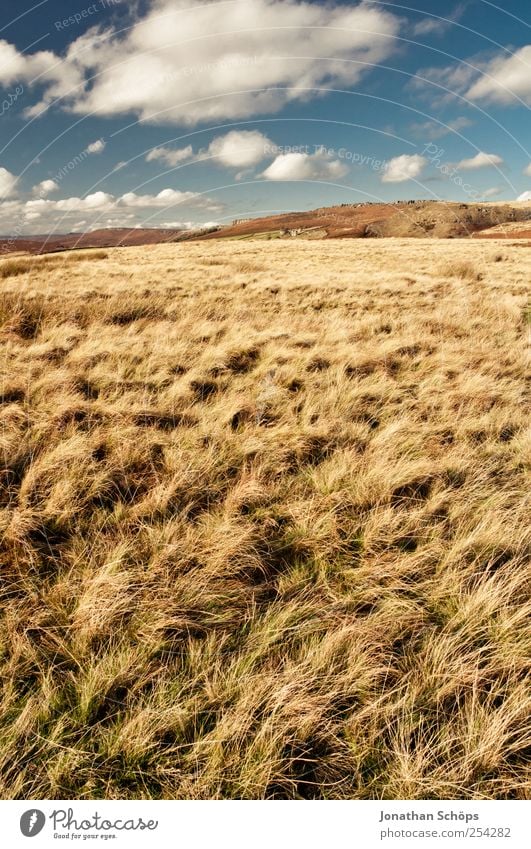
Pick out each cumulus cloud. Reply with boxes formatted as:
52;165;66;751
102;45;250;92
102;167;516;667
146;131;275;171
517;191;531;201
0;167;18;198
0;185;222;235
208;130;273;168
0;38;85;119
262;150;348;181
0;39;59;86
86;139;106;154
456;151;504;170
146;145;194;166
5;1;400;125
524;164;531;177
119;188;218;208
22;188;220;218
413;46;531;107
33;179;59;197
25;192;114;214
465;46;531;104
381;154;426;183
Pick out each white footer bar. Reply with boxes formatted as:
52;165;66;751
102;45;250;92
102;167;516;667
2;800;528;848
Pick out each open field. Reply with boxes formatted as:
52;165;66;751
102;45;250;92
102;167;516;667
0;240;530;800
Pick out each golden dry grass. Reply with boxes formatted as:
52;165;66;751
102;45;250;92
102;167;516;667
0;239;530;800
0;250;110;279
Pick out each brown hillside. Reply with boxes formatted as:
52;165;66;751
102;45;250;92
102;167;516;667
0;228;185;256
190;200;531;242
3;201;531;256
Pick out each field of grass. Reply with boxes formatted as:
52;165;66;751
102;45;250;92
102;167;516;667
0;240;529;799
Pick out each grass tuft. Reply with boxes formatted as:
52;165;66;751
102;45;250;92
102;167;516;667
0;239;529;800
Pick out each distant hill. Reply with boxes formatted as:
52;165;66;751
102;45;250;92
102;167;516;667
185;200;531;242
2;201;531;254
0;227;186;255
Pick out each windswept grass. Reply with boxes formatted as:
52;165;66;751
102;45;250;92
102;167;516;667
0;250;109;279
0;239;529;800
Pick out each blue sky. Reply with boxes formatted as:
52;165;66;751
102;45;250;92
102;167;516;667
0;0;530;234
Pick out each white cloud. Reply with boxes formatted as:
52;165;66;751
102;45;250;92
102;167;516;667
381;153;426;183
146;131;275;171
33;179;59;197
0;36;85;119
262;149;348;181
410;116;473;140
64;191;112;210
146;145;194;166
102;215;136;227
465;45;531;104
119;188;212;208
0;167;18;198
0;185;222;236
481;187;503;198
208;130;273;167
49;187;220;214
456;151;504;170
86;139;106;154
517;191;531;201
524;164;531;177
10;1;400;126
0;39;59;86
21;188;218;214
446;117;474;133
412;4;467;37
410;61;477;105
161;220;194;229
414;46;531;107
25;192;114;213
413;18;446;37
